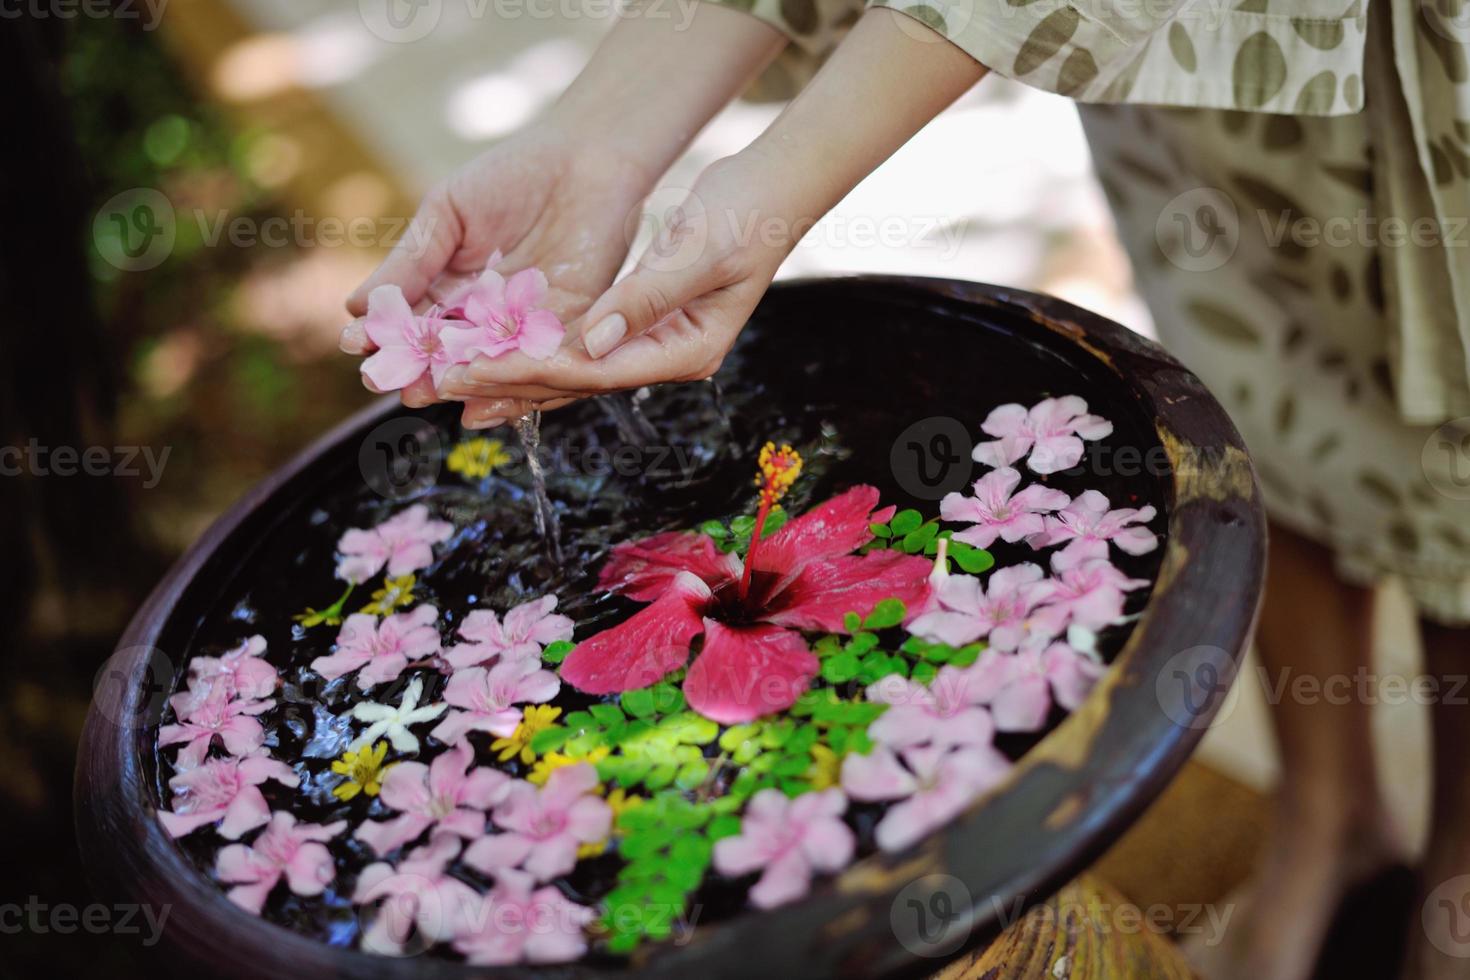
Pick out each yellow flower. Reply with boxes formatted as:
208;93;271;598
577;787;644;858
807;744;841;790
447;438;513;479
528;746;609;786
330;741;390;801
490;705;562;765
358;574;417;616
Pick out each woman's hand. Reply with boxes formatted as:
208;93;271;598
439;8;988;418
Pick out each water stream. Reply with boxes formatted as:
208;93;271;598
514;411;564;564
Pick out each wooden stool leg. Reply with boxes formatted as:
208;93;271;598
934;875;1198;980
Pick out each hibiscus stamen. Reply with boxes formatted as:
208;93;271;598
738;442;802;599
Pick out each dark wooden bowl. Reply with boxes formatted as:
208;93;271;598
76;276;1264;978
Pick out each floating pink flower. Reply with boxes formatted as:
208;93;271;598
841;743;1010;852
972;396;1113;475
1038;556;1149;629
186;635;278;703
940;467;1070;549
439;265;566;363
562;482;932;723
336;504;454;585
431;658;560;743
712;788;854;909
908;564;1065;653
451;869;598;965
355;833;482;955
159;687;273;767
157;755;299;839
355;740;511;856
864;666;995;750
464;764;611;882
215;811;346;914
965;645;1106;732
360;284;464;391
311;605;442;690
444;595;574;671
1030;490;1159;568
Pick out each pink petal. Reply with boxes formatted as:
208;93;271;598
980;403;1028;438
1113;525;1160;555
515;309;565;361
461;768;513;811
284;842;336;897
378;761;432;814
217;787;272;840
356;813;434;856
714;831;771;877
464;832;534;875
684;621;817;724
361;348;429;393
907;610;986;647
1026;434;1085;475
224;878;276;916
753;486;886;580
597;531;740;601
762;551;932;634
522;834;580;882
158;808;223;838
991;673;1051;732
428;741;473;800
841;746;917;801
560;573;710;694
748;848;812;909
362;285;415;349
503;267;549;315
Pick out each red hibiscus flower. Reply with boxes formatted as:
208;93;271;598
561;445;934;723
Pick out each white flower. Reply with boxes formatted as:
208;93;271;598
349;676;447;753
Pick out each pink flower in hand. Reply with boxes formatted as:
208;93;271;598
159;687;273;767
1030;490;1159;569
157;755;299;839
464;764;611;882
431;658;560;743
355;833;482;955
841;743;1010;852
908;564;1066;653
1038;557;1149;629
865;666;995;750
311;605;442;690
439;265;565;362
712;788;854;909
355;740;512;856
215;811;346;915
964;645;1106;732
444;595;574;671
451;869;598;965
940;467;1071;549
186;635;278;702
360;284;463;390
973;396;1113;475
336;504;454;585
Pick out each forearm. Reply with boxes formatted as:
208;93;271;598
744;7;987;222
547;4;788;181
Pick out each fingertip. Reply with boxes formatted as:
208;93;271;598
340;319;371;355
583;313;628;359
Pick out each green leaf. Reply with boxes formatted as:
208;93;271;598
901;522;939;553
589;703;627;726
862;597;907;630
698;519;729;539
821;650;860;683
622;688;657;719
912;661;938;684
762;507;789;538
708;814;742;840
541;639;574;664
869;522;892;539
846;632;879;655
950;541;996;574
842;611;862;633
730;515;755;535
950;643;983;668
890;509;923;535
529;725;572;754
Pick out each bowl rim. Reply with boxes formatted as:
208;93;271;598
76;274;1264;978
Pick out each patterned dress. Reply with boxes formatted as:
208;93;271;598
704;0;1470;623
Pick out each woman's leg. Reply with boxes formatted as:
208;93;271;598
1207;521;1405;980
1404;619;1470;980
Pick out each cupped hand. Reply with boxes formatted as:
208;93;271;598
435;152;795;419
339;125;654;424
